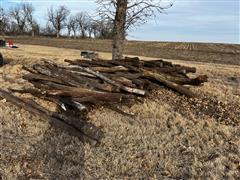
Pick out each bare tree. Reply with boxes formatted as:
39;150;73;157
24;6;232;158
67;15;79;39
86;18;94;38
41;23;55;36
90;20;100;38
98;19;114;39
9;5;28;34
0;7;9;35
97;0;173;60
67;19;72;38
23;3;37;37
87;20;94;38
31;21;40;36
76;12;90;38
86;19;114;39
47;6;70;38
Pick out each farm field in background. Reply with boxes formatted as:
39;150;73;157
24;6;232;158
8;36;240;66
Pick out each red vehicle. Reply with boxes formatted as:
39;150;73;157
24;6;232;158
8;40;14;46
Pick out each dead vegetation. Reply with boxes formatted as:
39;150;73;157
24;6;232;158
0;44;240;179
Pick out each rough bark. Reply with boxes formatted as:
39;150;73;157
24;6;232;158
90;66;128;73
112;0;128;60
142;69;195;97
77;65;146;95
56;31;60;38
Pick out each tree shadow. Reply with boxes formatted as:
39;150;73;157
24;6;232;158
16;129;86;179
0;103;86;179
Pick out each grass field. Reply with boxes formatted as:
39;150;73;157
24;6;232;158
8;36;240;66
0;44;240;179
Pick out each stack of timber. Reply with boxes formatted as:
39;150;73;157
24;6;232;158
0;57;208;144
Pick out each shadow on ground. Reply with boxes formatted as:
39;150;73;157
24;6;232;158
0;103;85;179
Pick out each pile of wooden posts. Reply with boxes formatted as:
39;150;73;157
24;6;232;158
0;57;208;144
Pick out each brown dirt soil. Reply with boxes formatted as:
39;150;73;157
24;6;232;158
0;44;240;179
8;36;240;66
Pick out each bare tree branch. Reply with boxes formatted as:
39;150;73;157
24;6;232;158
96;0;174;30
67;15;79;38
47;6;70;38
22;3;38;36
0;7;9;35
9;5;28;34
76;12;91;38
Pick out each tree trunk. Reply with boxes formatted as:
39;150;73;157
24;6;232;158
88;30;93;39
81;28;85;38
112;0;128;60
31;29;35;37
68;30;71;38
57;31;60;38
93;30;97;38
73;30;77;39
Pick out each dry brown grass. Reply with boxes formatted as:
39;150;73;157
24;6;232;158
0;44;240;179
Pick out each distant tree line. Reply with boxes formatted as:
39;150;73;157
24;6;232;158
0;3;114;39
1;1;173;60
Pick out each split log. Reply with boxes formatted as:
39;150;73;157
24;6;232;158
10;88;67;108
90;66;128;73
104;72;141;80
23;73;65;85
131;79;145;89
15;82;123;101
145;66;196;75
111;76;137;88
75;65;146;95
59;68;96;78
147;72;208;86
143;60;196;74
33;63;94;87
142;70;195;97
72;93;134;104
30;80;73;90
44;88;134;103
168;75;208;86
121;57;144;68
144;59;173;67
124;56;140;61
43;61;122;92
33;63;118;92
109;60;141;72
47;63;97;78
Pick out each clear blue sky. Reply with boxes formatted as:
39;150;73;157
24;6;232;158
1;0;239;44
